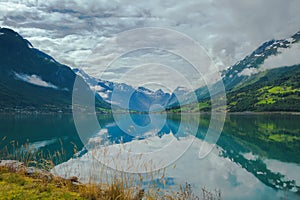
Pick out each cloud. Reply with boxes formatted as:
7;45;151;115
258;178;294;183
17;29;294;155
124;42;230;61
1;0;300;89
86;48;206;91
237;68;259;77
14;72;59;89
237;41;300;77
261;43;300;70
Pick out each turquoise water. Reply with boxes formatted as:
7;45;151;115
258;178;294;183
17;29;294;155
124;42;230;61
0;113;299;199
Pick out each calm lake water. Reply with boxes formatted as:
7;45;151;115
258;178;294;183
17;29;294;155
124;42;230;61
0;113;299;200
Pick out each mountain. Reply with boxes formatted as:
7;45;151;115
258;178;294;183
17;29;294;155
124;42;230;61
74;68;171;112
168;31;300;112
0;28;110;113
224;32;300;112
3;27;297;113
222;31;300;91
226;64;300;112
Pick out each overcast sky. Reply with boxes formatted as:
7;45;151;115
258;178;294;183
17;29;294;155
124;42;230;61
1;0;300;91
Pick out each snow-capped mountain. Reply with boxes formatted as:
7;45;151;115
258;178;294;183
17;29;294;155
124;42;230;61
194;31;300;100
73;68;171;112
222;31;300;91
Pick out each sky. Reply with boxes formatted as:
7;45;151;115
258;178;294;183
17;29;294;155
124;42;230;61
1;0;300;91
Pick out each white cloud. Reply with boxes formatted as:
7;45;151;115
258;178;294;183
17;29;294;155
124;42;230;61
237;41;300;77
14;72;59;89
238;68;259;77
265;159;300;187
1;0;300;89
86;48;206;91
261;43;300;70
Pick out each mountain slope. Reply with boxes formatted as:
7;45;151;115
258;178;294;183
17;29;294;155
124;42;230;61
0;28;109;113
227;65;300;112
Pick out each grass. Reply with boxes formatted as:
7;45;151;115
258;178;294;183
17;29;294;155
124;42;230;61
268;134;297;142
0;164;147;200
0;166;84;200
267;86;300;94
257;97;276;105
255;85;300;106
167;101;211;113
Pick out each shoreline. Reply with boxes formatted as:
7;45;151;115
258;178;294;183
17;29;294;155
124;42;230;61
225;111;300;115
1;111;300;115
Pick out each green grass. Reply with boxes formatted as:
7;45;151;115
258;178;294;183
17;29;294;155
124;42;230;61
257;97;276;105
167;101;211;113
0;167;84;200
268;86;300;94
268;134;297;142
256;85;300;106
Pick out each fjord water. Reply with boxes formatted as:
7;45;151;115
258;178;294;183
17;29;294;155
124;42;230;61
0;113;299;199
